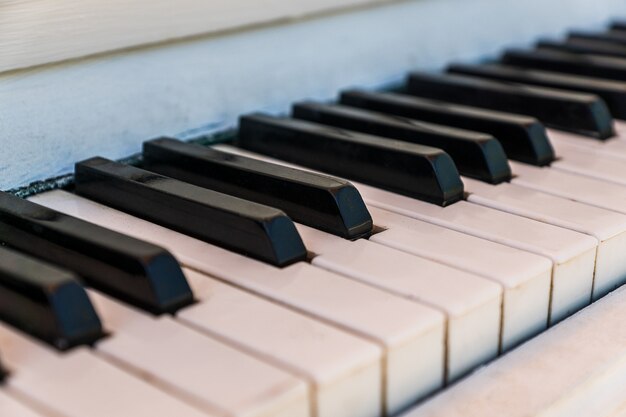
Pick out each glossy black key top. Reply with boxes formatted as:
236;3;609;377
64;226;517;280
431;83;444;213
0;246;103;350
142;138;373;239
407;72;615;139
448;63;626;120
569;31;626;47
502;48;626;82
537;38;626;59
75;157;307;267
340;89;554;166
292;101;511;184
0;192;193;314
237;114;464;206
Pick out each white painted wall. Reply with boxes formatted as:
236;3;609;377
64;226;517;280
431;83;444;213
1;0;625;190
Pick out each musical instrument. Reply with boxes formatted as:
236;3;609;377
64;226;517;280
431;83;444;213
3;1;626;416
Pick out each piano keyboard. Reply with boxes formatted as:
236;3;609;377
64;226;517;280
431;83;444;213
4;20;626;417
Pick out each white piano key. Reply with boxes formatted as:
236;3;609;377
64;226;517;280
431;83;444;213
30;190;446;416
0;391;46;417
354;182;598;324
180;270;384;417
87;289;310;417
209;145;598;324
550;139;626;186
368;206;552;351
0;323;213;417
400;284;626;417
464;177;626;300
547;128;626;161
296;222;501;381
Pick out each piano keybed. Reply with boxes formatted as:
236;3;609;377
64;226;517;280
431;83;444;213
3;20;626;417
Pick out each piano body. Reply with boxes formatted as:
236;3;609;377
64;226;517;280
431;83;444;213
2;0;626;416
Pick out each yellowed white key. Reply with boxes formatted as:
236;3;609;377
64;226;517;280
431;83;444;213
30;190;446;415
0;390;46;417
400;284;626;417
464;176;626;299
296;222;501;381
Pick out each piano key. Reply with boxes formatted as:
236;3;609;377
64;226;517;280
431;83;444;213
400;284;626;417
568;30;626;47
537;38;626;59
611;22;626;32
180;271;383;417
339;89;555;166
353;182;598;324
292;101;512;184
142;137;373;239
30;190;446;415
463;177;626;299
208;144;554;351
0;323;214;417
208;146;587;327
368;206;552;351
549;140;626;186
295;222;501;380
237;114;464;206
88;287;310;417
74;157;307;267
0;391;47;417
0;246;103;350
447;63;626;120
501;48;626;82
407;72;614;139
546;128;626;160
0;192;192;314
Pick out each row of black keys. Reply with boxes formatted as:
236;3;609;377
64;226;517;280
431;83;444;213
2;22;626;378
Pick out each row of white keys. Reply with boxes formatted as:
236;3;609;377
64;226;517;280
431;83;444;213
0;323;213;417
179;270;382;417
401;284;626;417
295;222;502;381
30;190;446;416
87;287;312;417
212;145;555;352
0;390;45;417
368;206;553;351
354;181;598;324
463;176;626;299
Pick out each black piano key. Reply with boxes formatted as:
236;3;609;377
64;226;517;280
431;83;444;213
0;192;193;315
0;246;103;350
502;48;626;82
537;38;626;59
142;138;373;240
407;72;615;139
612;22;626;32
75;157;307;267
448;63;626;120
569;30;626;46
340;89;554;166
237;114;464;206
292;101;511;184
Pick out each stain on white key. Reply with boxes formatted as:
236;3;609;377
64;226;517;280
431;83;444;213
0;323;214;417
296;222;501;382
180;270;385;417
88;289;310;417
368;207;552;352
353;182;598;325
0;390;45;417
400;284;626;417
31;190;446;416
465;176;626;300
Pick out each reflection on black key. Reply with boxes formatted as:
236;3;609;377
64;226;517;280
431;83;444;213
0;246;103;350
407;72;614;139
237;114;464;206
143;138;373;239
292;101;511;184
449;63;626;120
0;192;193;314
75;158;307;267
502;49;626;82
537;38;626;59
340;89;554;166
